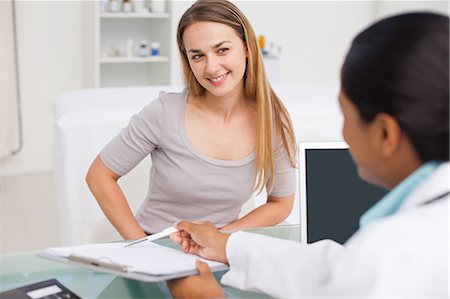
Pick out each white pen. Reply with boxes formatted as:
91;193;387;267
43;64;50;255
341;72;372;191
125;226;179;247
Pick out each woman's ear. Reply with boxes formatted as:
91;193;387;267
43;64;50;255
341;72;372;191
374;113;403;158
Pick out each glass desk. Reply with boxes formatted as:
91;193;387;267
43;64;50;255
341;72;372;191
0;225;300;298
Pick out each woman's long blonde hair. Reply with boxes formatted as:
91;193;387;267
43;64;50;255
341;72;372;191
177;0;297;193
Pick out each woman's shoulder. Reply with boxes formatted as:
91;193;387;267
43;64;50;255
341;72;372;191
157;88;188;106
139;88;188;115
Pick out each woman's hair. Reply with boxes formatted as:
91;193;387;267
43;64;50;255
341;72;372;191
177;0;297;193
342;12;449;162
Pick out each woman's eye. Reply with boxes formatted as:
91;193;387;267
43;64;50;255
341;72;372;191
191;54;203;60
218;48;229;54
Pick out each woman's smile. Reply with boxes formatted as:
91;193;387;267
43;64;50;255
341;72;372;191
207;72;229;86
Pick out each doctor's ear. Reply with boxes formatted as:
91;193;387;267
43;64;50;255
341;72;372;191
374;113;403;158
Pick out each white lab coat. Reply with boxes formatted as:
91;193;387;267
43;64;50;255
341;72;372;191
221;163;449;298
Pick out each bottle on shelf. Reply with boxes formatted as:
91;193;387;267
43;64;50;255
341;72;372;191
107;45;120;57
258;35;268;56
99;0;109;12
139;39;148;57
108;0;121;12
150;42;160;56
134;0;148;13
122;0;134;12
126;38;134;58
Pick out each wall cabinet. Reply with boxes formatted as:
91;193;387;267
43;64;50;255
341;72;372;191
94;3;171;87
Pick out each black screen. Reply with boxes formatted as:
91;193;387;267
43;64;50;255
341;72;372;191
306;148;387;244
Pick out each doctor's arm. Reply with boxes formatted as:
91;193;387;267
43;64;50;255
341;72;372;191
86;155;147;240
221;193;294;231
170;221;345;299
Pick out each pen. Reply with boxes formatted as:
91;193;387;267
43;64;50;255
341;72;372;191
125;226;179;247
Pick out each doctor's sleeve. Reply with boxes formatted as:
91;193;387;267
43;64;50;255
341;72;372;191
221;231;344;298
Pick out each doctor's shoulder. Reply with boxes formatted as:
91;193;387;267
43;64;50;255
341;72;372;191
345;201;448;258
347;163;449;249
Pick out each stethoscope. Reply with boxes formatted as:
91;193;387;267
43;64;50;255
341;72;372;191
422;191;449;206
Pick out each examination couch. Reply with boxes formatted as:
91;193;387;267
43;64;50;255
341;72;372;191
53;84;343;245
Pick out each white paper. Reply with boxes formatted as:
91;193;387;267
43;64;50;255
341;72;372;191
46;242;226;276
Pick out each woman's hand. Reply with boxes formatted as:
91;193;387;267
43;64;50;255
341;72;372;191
170;221;230;264
168;260;225;299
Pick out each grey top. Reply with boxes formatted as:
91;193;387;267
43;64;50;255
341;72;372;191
100;89;296;233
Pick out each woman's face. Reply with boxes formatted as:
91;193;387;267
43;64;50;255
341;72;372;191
183;21;247;98
338;90;386;187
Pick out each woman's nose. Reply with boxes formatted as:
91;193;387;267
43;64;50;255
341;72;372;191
205;56;221;74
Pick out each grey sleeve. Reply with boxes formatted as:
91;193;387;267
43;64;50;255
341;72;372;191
268;141;297;197
100;97;165;176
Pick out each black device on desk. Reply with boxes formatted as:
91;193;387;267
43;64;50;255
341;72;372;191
0;279;80;299
299;142;388;244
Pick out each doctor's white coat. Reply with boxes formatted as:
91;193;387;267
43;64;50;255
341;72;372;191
221;163;449;298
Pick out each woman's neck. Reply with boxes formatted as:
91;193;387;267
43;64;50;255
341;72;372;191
194;87;249;123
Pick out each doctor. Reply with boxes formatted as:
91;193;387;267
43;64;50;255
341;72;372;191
168;12;449;298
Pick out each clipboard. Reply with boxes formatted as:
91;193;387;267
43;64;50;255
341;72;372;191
38;241;229;282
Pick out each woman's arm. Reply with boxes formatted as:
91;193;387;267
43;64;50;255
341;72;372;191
86;155;147;240
221;194;294;231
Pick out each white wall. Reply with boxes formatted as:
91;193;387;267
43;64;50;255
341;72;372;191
169;0;194;85
375;1;448;18
237;1;376;85
170;1;376;87
1;0;447;176
1;1;88;176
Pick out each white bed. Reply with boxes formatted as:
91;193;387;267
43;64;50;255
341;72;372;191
53;84;343;245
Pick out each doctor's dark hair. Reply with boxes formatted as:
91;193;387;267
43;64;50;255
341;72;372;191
342;12;449;162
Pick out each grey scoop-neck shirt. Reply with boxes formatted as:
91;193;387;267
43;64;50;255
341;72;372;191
100;90;296;233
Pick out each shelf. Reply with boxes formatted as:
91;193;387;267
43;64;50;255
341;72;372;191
100;12;170;19
100;56;169;63
95;3;172;87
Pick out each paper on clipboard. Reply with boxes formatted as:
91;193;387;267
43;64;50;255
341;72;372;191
42;242;228;278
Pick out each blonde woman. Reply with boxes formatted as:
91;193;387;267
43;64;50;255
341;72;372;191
86;0;297;240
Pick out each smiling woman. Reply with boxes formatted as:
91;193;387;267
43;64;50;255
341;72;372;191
86;0;297;241
182;21;253;162
183;22;248;98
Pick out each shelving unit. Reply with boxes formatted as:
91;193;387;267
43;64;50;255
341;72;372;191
100;56;169;63
94;3;171;87
100;12;169;18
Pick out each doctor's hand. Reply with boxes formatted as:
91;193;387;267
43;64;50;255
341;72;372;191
170;221;230;264
168;260;225;299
